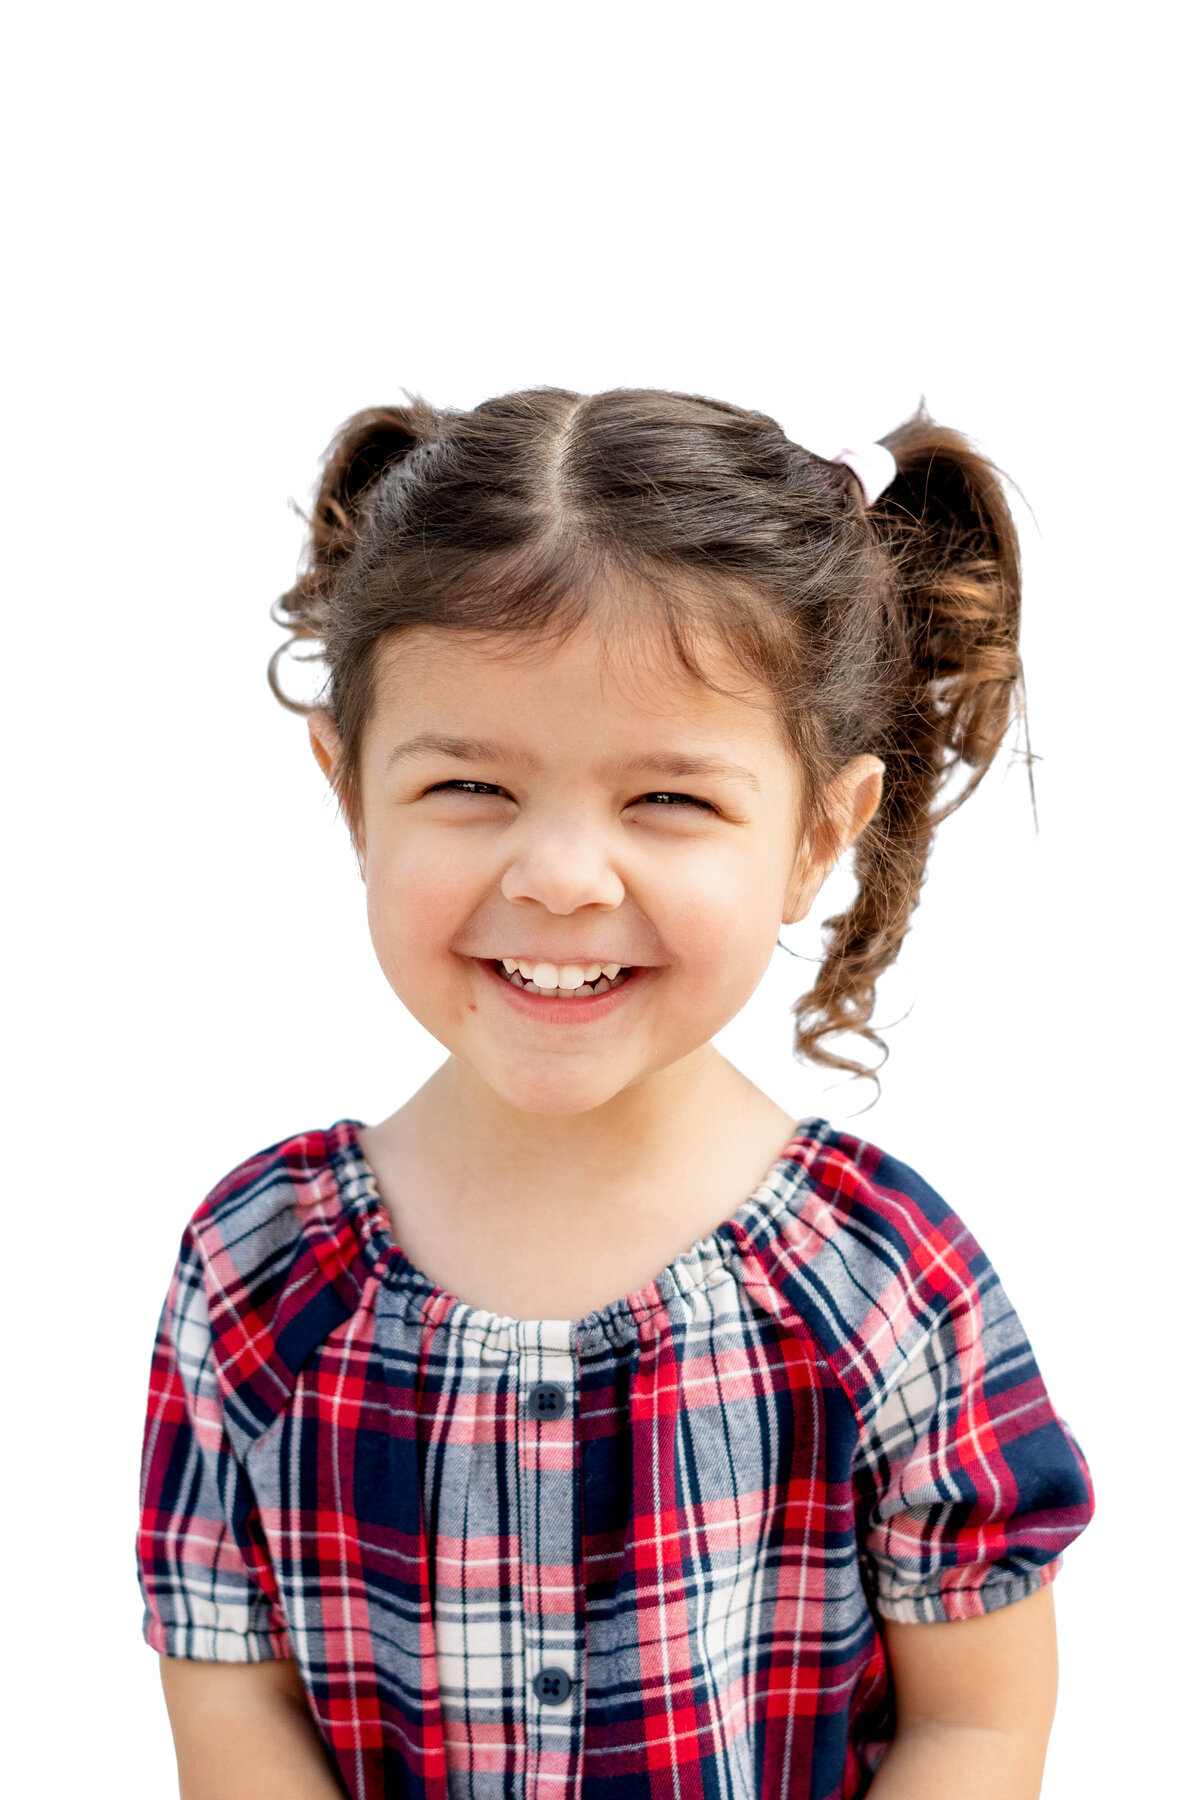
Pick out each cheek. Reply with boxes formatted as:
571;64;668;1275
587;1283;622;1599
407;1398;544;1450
363;839;476;968
665;858;783;986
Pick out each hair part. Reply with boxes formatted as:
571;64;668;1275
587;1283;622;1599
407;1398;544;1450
271;386;1028;1104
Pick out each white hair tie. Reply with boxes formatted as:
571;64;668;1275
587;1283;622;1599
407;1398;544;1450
833;443;898;507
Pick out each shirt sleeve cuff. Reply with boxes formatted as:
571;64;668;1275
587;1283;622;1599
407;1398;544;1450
872;1554;1061;1625
143;1613;294;1662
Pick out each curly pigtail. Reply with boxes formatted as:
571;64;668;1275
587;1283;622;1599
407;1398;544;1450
269;403;438;715
792;407;1027;1098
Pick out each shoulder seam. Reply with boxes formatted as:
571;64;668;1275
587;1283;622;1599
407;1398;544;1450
745;1128;977;1437
735;1228;873;1439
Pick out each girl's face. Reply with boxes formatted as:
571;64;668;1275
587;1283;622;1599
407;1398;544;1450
311;610;882;1119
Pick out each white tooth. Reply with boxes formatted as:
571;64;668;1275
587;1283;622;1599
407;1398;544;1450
532;962;558;988
583;963;602;982
502;958;519;973
593;977;611;993
601;963;622;980
517;961;538;980
558;964;586;990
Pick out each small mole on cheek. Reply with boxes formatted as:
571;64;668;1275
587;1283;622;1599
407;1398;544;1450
468;1003;478;1011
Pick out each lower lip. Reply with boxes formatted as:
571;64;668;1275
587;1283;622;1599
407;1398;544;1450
475;958;652;1023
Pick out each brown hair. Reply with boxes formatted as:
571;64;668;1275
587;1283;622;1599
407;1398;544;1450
270;386;1028;1102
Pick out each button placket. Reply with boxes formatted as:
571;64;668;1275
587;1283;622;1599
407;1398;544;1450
516;1319;582;1793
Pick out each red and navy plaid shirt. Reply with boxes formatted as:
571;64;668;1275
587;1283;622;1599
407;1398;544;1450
136;1117;1093;1800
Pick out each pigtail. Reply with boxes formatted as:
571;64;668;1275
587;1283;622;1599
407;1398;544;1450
268;403;437;714
875;407;1025;812
794;406;1027;1100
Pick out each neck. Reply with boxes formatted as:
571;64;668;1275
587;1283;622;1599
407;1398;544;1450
376;1045;790;1215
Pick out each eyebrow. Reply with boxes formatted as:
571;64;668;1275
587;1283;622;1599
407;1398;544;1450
385;732;762;792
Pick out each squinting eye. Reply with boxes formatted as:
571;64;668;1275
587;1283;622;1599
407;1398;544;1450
427;780;505;797
638;792;714;811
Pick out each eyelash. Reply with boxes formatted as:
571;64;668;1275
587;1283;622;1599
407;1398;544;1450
427;780;715;812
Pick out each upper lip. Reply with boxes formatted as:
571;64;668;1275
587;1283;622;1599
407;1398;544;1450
480;954;639;966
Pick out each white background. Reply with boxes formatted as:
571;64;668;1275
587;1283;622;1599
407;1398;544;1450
3;3;1195;1794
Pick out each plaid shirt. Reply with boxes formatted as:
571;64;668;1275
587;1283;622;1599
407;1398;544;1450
136;1117;1093;1800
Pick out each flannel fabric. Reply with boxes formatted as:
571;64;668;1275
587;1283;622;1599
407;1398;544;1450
136;1117;1093;1800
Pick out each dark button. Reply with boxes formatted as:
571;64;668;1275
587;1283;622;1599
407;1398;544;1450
532;1666;573;1705
528;1381;567;1420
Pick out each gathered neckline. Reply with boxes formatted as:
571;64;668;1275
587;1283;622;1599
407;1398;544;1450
323;1114;830;1349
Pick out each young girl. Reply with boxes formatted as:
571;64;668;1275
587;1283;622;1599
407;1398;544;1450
137;388;1094;1800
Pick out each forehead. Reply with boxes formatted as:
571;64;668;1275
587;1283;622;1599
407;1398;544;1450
366;605;785;755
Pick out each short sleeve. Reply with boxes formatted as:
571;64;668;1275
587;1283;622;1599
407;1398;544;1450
853;1242;1095;1625
135;1226;293;1661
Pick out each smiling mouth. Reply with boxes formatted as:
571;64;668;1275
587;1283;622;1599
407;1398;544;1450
489;959;635;997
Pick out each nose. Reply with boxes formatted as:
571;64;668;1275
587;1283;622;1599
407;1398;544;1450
498;810;626;915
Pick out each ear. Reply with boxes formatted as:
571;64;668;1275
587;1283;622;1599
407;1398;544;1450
307;709;365;876
783;754;885;925
307;708;343;784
